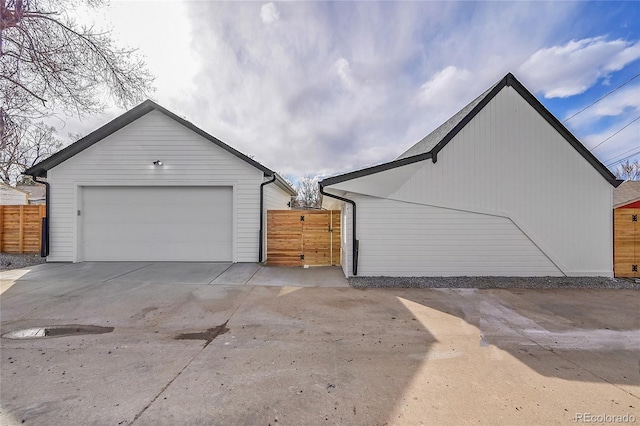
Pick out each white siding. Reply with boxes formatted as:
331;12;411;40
321;194;351;276
328;87;613;277
47;110;264;262
352;195;559;276
0;185;28;205
263;184;291;211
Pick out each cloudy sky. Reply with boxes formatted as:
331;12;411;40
67;1;640;181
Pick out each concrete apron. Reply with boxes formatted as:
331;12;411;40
0;264;638;425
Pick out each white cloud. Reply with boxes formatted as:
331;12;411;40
334;58;356;92
582;120;640;166
416;66;475;125
419;66;472;103
519;38;640;98
565;83;640;131
260;2;280;24
59;1;639;179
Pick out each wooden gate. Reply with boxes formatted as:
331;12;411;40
267;210;341;266
0;205;46;254
614;208;639;278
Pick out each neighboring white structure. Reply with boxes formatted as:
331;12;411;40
16;184;47;204
0;183;29;205
25;100;295;263
321;73;621;278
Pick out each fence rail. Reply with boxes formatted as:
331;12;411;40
0;205;46;254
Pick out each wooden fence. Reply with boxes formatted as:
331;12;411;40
0;205;46;254
614;208;639;278
267;210;341;266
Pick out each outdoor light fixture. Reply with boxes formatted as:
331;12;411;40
153;160;163;166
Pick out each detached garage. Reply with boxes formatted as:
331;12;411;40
25;100;295;263
320;73;622;278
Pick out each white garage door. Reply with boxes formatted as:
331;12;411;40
81;186;232;261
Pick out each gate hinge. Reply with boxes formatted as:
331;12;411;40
632;214;638;222
300;215;305;221
300;254;305;260
633;265;638;272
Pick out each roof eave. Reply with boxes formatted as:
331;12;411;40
273;173;297;196
504;74;622;188
320;151;432;187
25;101;157;177
321;72;622;189
24;99;275;178
614;196;640;209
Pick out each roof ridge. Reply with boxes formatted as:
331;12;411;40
322;72;621;188
396;76;504;160
24;99;277;179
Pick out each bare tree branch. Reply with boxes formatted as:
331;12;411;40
0;0;154;176
614;160;640;181
293;176;321;209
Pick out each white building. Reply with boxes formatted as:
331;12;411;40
321;73;621;278
0;183;29;205
26;100;295;263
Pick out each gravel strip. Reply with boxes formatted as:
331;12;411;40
0;253;46;271
349;276;640;289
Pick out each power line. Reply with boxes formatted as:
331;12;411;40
607;152;640;169
589;116;640;151
563;73;640;123
605;147;640;167
605;144;640;164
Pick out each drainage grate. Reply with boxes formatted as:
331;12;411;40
2;325;114;339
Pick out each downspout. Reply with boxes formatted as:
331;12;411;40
319;184;358;276
32;176;50;257
259;174;276;263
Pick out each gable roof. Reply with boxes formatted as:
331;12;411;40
321;73;622;188
396;82;500;160
25;100;279;181
614;180;640;208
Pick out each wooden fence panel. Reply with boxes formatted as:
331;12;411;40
0;205;46;254
267;210;341;267
267;211;303;266
303;211;332;266
614;208;639;278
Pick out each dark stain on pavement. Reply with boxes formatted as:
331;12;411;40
175;321;229;347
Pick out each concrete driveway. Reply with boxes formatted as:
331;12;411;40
1;263;638;425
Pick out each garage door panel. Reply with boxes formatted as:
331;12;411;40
82;186;232;261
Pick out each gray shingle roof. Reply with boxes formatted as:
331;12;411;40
396;82;499;160
321;73;621;188
614;180;640;208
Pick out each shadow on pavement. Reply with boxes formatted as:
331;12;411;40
1;269;638;425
